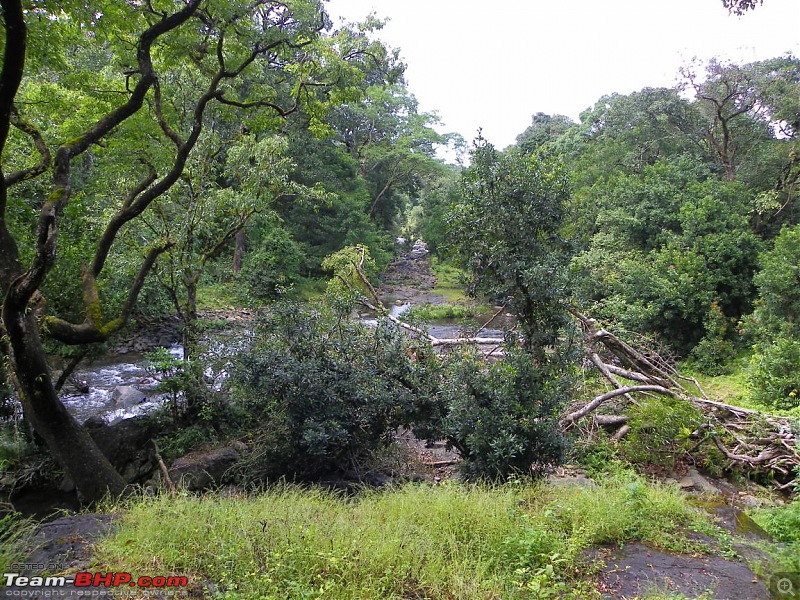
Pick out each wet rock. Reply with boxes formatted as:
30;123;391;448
21;514;119;575
411;239;428;257
678;468;720;495
739;493;763;509
169;446;240;491
4;514;119;598
596;541;770;600
110;385;147;409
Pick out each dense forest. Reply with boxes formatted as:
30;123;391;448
1;1;799;598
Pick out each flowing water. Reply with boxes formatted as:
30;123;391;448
36;305;510;425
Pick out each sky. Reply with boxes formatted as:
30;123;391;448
324;0;800;150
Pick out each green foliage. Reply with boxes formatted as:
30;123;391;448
0;513;33;575
747;336;800;411
449;137;573;357
230;303;439;480
688;303;738;375
751;500;800;546
320;244;375;313
144;348;192;422
620;396;705;468
239;226;306;302
572;158;762;356
97;476;715;599
750;499;800;573
432;345;571;480
751;224;800;337
401;302;481;322
429;258;469;302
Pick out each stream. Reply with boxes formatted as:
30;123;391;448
50;303;510;425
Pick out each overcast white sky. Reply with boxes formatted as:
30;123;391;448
324;0;800;150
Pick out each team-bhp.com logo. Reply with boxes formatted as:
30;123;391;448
4;571;188;589
770;572;800;599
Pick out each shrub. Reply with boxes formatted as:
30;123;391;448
619;395;704;468
687;302;737;375
747;336;800;411
433;344;570;480
239;227;305;302
230;303;440;481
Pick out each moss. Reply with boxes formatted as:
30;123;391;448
99;317;124;337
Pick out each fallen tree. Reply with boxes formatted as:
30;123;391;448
563;311;799;490
329;248;798;489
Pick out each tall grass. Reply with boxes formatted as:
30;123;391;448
97;475;716;599
0;513;34;574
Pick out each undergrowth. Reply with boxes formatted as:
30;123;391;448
97;475;719;599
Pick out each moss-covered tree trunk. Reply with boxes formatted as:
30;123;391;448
2;306;127;500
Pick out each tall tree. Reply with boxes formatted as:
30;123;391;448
448;136;573;358
0;0;366;501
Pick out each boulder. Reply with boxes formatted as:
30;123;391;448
86;416;157;483
169;446;240;491
110;385;147;409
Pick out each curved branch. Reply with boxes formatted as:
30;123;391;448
5;106;51;186
561;385;677;426
5;0;203;310
43;240;174;344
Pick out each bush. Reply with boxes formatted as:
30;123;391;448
752;499;800;545
747;336;800;411
230;303;440;481
239;228;305;302
619;395;704;468
433;344;570;480
687;302;737;375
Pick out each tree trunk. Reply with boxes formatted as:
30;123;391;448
232;229;245;274
2;306;127;501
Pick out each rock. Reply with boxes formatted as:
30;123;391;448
687;468;721;495
739;493;764;509
110;385;147;408
3;514;119;598
21;514;119;575
677;468;720;495
596;541;771;600
411;239;428;257
86;416;158;483
168;446;240;491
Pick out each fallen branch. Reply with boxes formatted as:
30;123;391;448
567;310;798;490
561;385;676;426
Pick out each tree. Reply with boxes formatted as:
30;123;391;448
572;157;763;356
680;58;786;182
0;0;369;502
329;84;446;229
515;112;574;155
448;136;574;359
441;138;575;478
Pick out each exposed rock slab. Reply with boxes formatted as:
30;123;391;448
597;542;771;599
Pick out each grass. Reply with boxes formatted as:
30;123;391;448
749;499;800;573
95;474;720;599
685;366;800;417
430;259;469;302
0;513;34;575
402;302;487;322
196;283;243;312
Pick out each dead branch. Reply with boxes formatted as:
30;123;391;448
567;310;798;490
